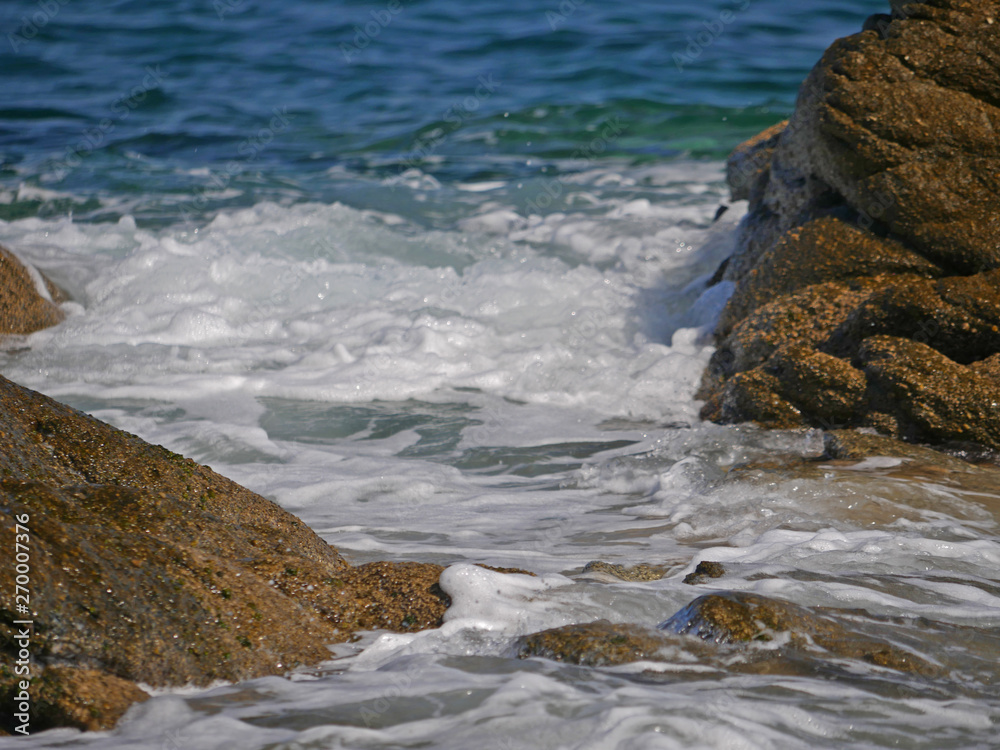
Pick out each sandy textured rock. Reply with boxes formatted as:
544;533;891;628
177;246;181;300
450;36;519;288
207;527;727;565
0;375;449;730
700;0;1000;451
726;119;787;202
717;218;941;333
0;667;149;734
859;335;1000;447
0;244;65;336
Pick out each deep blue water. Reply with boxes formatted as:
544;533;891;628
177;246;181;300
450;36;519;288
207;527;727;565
1;0;878;224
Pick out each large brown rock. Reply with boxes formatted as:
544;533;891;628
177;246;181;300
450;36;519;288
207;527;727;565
0;375;449;733
700;0;1000;450
0;244;65;336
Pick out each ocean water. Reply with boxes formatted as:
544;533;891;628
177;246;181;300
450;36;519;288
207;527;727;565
3;1;1000;748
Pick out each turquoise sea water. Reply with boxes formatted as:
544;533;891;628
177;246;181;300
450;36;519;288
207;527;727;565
1;0;874;222
6;3;1000;749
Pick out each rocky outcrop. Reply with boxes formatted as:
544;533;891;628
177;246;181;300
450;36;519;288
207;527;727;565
700;0;1000;451
0;244;65;336
0;375;448;733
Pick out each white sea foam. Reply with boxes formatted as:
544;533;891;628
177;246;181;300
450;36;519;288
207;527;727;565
3;162;999;750
2;196;733;426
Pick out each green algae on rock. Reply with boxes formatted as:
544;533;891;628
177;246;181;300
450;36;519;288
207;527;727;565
699;0;1000;452
0;375;449;733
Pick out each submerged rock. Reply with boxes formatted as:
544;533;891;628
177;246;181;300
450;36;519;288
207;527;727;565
581;560;677;582
659;592;934;674
0;375;448;732
682;560;726;585
822;429;974;470
0;244;65;336
699;0;1000;452
516;621;682;668
517;592;935;677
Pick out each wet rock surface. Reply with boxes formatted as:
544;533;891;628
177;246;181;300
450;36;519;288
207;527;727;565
700;0;1000;451
516;621;679;668
0;244;65;336
0;667;149;734
659;592;933;674
682;560;726;585
822;428;974;469
581;560;678;582
0;375;448;732
517;592;937;678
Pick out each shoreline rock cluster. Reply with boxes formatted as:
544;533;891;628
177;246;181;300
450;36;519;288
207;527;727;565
699;0;1000;452
1;232;956;734
4;0;1000;733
